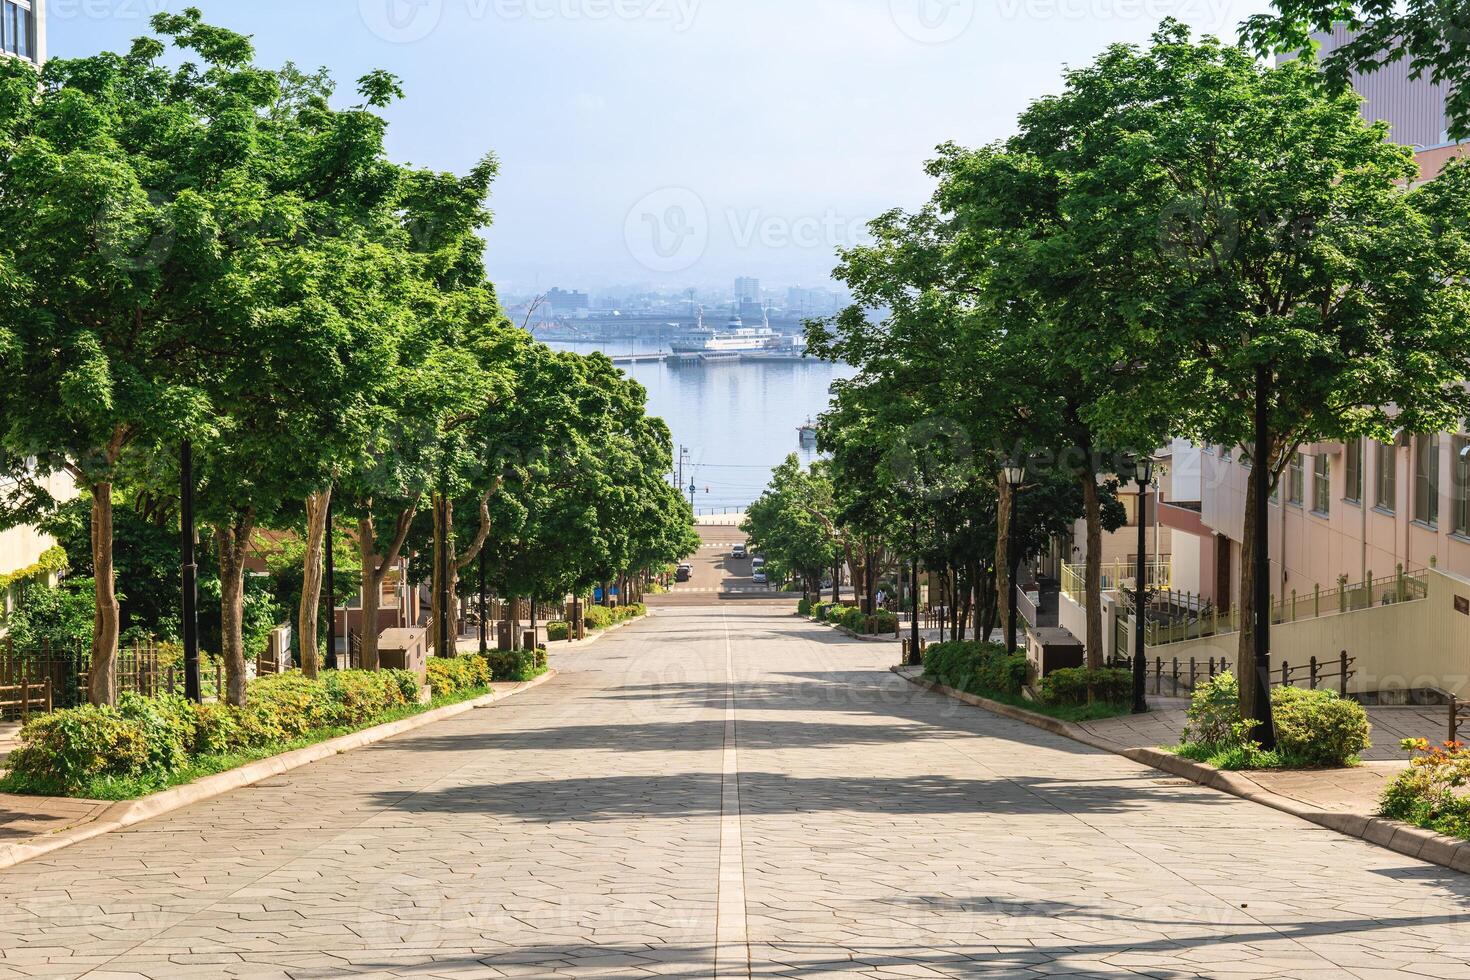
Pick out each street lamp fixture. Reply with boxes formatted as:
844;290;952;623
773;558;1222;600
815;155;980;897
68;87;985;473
1003;460;1026;653
1126;453;1155;714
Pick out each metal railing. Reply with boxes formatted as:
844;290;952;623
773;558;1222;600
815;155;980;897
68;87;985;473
1061;560;1171;606
1145;566;1427;646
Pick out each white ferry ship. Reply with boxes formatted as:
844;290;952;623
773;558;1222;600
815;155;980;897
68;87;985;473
671;307;806;358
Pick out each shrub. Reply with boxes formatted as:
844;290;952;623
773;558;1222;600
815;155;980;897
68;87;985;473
1182;671;1241;748
797;598;812;617
487;649;541;683
236;673;339;746
385;669;423;703
1381;739;1470;839
116;692;196;775
425;654;493;697
583;606;613;630
1177;672;1370;768
923;641;1028;697
547;621;569;641
6;705;153;793
191;701;238;756
1272;686;1370;766
321;670;413;727
1039;667;1132;706
873;610;898;634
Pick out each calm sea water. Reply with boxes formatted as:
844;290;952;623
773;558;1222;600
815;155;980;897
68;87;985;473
545;337;853;514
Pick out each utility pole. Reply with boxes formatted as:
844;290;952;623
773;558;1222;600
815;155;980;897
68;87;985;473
325;491;337;670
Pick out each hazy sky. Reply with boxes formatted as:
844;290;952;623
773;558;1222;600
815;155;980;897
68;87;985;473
53;0;1276;295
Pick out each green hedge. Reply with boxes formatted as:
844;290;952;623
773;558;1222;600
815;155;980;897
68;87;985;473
547;621;569;641
1174;672;1371;768
830;606;898;635
1038;667;1132;706
922;640;1028;697
797;598;812;617
582;602;646;631
6;668;423;795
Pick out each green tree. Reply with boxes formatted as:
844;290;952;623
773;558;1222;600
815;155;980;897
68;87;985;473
1012;23;1470;728
1244;1;1470;140
0;14;255;703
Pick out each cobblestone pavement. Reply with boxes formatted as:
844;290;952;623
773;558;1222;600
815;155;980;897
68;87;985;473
2;606;1470;978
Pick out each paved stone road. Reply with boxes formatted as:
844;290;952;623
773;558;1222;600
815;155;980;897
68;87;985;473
3;606;1470;978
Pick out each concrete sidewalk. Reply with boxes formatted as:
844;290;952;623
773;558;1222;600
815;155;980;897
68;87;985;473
1074;700;1444;824
897;664;1460;868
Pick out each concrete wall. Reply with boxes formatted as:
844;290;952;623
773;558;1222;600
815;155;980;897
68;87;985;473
1145;567;1470;698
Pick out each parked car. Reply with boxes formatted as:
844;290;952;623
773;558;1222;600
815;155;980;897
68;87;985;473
752;571;768;585
675;564;692;582
732;543;747;559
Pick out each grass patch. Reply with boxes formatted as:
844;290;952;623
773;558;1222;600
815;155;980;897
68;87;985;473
0;683;502;801
1167;740;1358;771
967;686;1134;723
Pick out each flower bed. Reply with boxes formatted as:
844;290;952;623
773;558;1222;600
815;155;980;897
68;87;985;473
1169;672;1371;769
1380;739;1470;840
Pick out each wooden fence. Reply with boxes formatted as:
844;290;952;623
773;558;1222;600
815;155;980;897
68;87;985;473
0;637;226;714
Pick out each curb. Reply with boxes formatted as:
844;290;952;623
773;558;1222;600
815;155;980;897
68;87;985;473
804;615;900;644
894;668;1470;876
558;611;648;648
0;669;559;873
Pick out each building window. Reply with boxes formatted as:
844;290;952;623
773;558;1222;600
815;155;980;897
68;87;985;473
1416;433;1441;526
1288;452;1304;506
1313;454;1330;514
1;1;32;61
1376;440;1397;511
1454;436;1470;536
1345;439;1362;503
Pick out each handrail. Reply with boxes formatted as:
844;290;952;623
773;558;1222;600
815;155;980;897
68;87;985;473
1145;565;1427;647
1061;559;1171;606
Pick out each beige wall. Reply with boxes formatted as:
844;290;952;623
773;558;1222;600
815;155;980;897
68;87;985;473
1146;566;1470;699
0;469;76;613
1199;437;1470;611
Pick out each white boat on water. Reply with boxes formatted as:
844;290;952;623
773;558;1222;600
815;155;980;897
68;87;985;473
671;305;803;358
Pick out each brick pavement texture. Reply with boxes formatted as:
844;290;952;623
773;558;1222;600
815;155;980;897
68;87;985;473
1;606;1469;978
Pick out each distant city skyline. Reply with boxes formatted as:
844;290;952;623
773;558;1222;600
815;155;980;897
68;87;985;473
52;0;1277;293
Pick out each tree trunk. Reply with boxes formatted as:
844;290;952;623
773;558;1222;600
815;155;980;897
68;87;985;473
358;515;381;672
216;514;255;708
1237;464;1260;721
1081;472;1104;671
980;563;997;644
87;481;119;707
297;489;331;679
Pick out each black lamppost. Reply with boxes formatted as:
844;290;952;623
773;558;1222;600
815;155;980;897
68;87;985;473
1002;460;1026;653
909;520;922;666
180;440;201;703
1121;454;1154;714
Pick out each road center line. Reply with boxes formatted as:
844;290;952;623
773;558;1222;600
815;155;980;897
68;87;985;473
714;610;750;979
